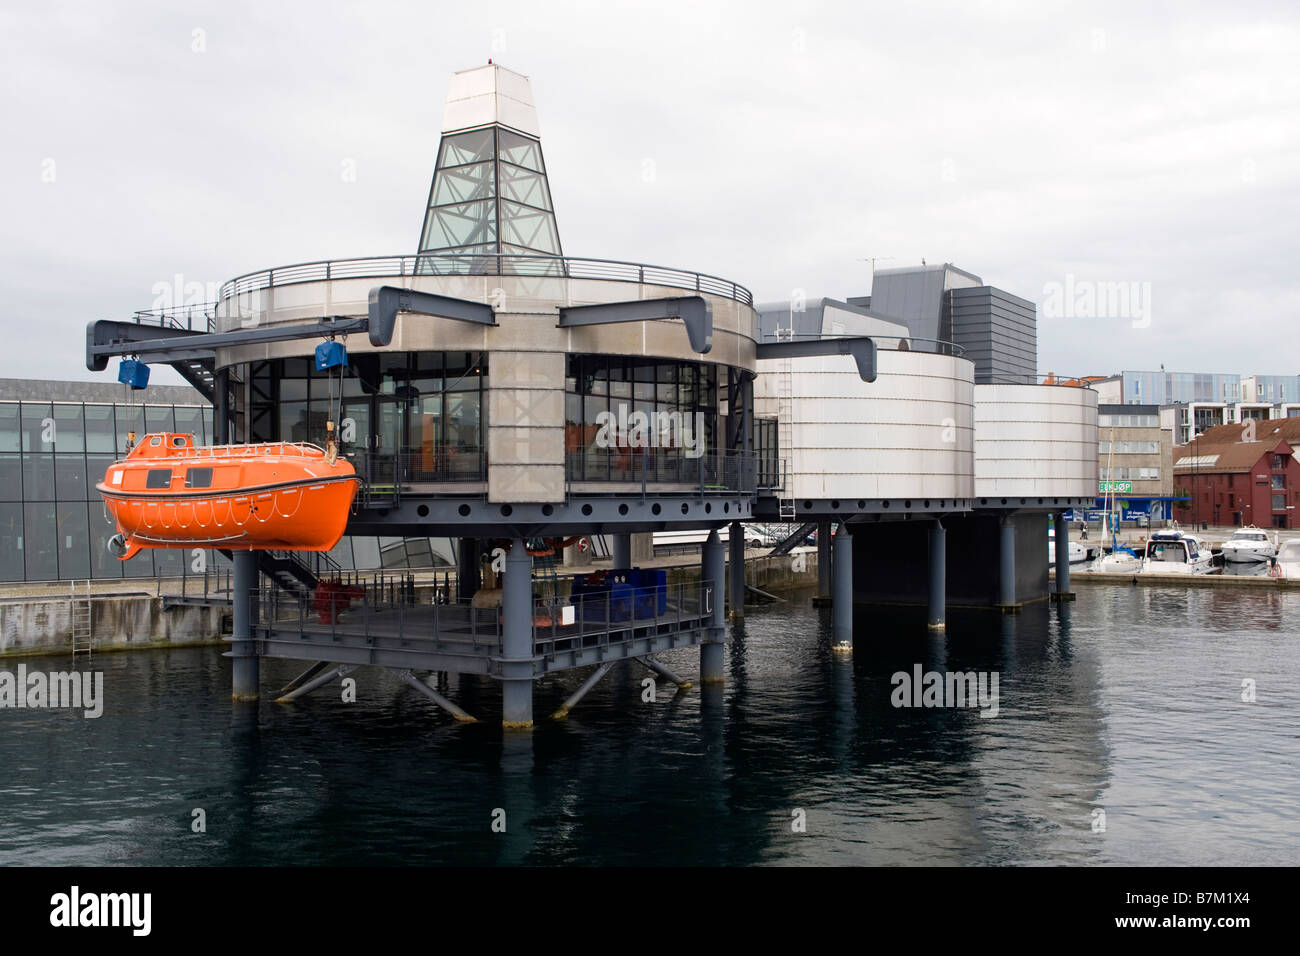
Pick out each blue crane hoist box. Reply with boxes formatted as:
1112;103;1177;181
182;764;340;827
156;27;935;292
315;341;348;371
117;360;150;390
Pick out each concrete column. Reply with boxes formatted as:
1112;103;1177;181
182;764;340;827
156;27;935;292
928;519;946;630
613;533;631;570
1054;512;1073;598
999;516;1017;609
457;538;481;603
214;368;230;444
231;550;259;700
700;529;726;683
728;521;745;619
501;539;534;729
832;523;853;650
815;521;832;605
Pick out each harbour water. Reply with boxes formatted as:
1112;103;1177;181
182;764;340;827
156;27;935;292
1;586;1296;866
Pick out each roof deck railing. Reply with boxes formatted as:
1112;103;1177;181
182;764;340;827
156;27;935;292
208;253;754;307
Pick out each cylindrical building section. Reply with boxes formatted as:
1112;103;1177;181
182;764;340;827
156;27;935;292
973;384;1099;500
755;349;975;502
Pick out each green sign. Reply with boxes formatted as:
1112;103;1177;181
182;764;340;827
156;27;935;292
1099;481;1132;494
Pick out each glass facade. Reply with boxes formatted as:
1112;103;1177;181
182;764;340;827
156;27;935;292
565;355;717;483
0;401;212;582
416;125;562;274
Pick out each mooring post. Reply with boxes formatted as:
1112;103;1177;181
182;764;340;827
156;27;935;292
700;529;726;683
928;518;946;630
231;550;259;700
832;522;853;651
998;515;1018;611
728;521;745;620
613;533;631;570
501;538;535;729
1054;512;1074;600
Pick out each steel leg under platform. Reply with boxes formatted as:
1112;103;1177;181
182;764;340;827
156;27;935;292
998;516;1020;612
500;539;536;729
276;664;357;703
551;662;615;720
231;550;259;700
728;521;745;620
1053;512;1075;601
395;668;477;722
813;521;832;607
700;530;726;683
832;523;853;651
928;519;946;630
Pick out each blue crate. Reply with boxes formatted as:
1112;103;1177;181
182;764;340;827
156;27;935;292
315;340;348;370
117;360;150;390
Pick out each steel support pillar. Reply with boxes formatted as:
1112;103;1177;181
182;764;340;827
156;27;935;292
214;368;230;444
998;516;1019;612
700;530;726;683
551;661;615;720
832;523;853;651
500;539;535;728
613;533;631;570
728;521;745;619
457;538;480;603
928;519;946;630
1053;512;1075;601
813;521;832;606
231;550;259;700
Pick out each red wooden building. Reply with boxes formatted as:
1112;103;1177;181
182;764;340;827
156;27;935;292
1174;435;1299;529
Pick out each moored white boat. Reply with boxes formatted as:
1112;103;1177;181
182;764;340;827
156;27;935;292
1048;528;1088;564
1220;526;1278;563
1139;529;1217;574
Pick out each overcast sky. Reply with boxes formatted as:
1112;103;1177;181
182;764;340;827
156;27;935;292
2;0;1297;387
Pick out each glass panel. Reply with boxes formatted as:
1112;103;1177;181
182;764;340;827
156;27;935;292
55;454;88;500
0;454;20;500
116;403;145;451
154;547;183;576
52;404;86;453
145;405;175;434
23;502;57;580
422;200;497;250
173;405;205;442
341;399;370;471
21;403;53;453
280;401;309;443
498;163;551;210
89;502;123;579
500;201;560;253
352;537;380;571
437;128;495;167
498;129;544;172
57;502;90;579
146;468;172;489
0;503;21;580
185;467;214;488
432;161;495;206
23;454;54;501
0;403;18;452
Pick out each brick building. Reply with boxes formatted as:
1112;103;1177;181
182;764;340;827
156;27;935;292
1173;431;1299;529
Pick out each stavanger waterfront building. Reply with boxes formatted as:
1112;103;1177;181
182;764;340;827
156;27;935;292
82;63;1097;726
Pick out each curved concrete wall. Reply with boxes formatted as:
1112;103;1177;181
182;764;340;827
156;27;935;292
213;275;756;373
756;350;975;501
974;384;1098;498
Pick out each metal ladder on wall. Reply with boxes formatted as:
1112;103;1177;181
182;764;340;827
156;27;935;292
70;581;94;659
776;322;796;520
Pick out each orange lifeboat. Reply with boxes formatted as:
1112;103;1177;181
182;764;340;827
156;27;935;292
96;432;360;560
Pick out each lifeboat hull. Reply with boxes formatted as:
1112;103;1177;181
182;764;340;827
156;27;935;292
96;433;361;559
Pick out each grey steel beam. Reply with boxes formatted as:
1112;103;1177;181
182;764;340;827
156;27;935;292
86;315;370;366
613;533;631;569
550;662;615;719
276;664;357;703
639;655;694;690
817;521;832;601
728;521;745;619
500;539;535;729
999;516;1019;610
393;668;478;722
275;660;331;696
1054;512;1074;599
367;285;495;346
756;337;878;382
558;296;713;354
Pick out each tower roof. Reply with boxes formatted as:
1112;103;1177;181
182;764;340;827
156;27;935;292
442;62;540;138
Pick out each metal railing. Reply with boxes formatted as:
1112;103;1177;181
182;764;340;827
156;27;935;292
532;580;708;664
758;329;966;357
132;304;217;332
565;447;764;496
216;253;754;306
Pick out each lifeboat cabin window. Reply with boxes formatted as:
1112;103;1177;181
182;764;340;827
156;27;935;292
145;468;172;489
149;436;162;446
185;467;214;489
172;435;189;448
